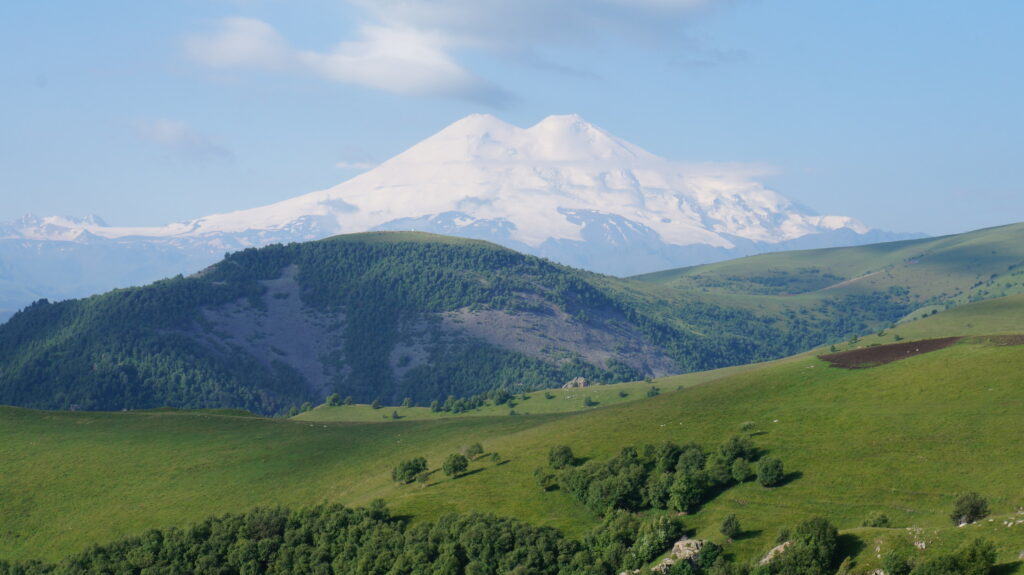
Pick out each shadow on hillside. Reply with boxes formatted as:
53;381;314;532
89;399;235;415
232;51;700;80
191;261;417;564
734;529;763;541
993;561;1023;575
778;471;803;487
836;533;865;563
456;468;486;479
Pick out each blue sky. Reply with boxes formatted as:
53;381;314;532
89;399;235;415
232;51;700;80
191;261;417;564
1;0;1021;236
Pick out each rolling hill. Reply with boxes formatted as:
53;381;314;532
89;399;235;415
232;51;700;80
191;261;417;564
1;294;1022;572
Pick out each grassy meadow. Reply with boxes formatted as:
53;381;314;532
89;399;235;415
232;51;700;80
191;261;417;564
3;295;1024;571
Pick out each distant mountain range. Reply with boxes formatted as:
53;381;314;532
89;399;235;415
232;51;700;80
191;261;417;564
0;114;918;320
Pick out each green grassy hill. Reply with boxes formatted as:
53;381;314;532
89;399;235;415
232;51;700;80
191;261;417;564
3;295;1023;571
636;222;1024;304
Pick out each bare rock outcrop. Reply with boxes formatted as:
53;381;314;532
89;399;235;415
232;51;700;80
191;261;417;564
563;376;591;389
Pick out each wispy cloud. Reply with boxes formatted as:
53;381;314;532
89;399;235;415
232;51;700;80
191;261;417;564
135;119;233;164
184;1;729;104
185;17;507;104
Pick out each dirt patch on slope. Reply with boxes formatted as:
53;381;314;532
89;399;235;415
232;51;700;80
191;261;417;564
442;299;679;378
819;337;963;369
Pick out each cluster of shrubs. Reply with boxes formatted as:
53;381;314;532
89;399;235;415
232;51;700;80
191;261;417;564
883;538;996;575
536;436;785;515
391;444;494;485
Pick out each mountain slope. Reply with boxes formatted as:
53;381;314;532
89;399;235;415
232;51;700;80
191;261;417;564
0;114;916;320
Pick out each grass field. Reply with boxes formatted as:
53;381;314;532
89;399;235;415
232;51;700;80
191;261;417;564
633;222;1024;306
294;362;763;422
3;319;1024;572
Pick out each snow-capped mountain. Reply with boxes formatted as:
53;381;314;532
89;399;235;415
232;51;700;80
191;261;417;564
0;114;914;320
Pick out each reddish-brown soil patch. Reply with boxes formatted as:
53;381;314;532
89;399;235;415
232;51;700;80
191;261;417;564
819;337;963;369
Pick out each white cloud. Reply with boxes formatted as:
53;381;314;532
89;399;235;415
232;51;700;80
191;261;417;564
184;1;727;102
136;119;233;164
185;17;504;102
297;25;491;97
184;17;290;70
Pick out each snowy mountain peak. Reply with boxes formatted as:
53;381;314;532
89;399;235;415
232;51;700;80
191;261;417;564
1;113;906;285
526;114;656;163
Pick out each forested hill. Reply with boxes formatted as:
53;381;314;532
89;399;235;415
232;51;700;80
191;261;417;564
0;233;700;414
0;229;984;415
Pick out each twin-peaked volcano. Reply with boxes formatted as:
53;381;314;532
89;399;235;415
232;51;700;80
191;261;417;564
1;114;911;318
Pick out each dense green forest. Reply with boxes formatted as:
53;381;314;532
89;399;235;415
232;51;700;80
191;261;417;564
0;233;921;414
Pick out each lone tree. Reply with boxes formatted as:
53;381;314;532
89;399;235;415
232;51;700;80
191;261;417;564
548;445;576;469
442;453;469;478
720;514;741;539
371;398;382;410
343;396;354;405
757;457;785;487
391;457;428;484
402;397;414;408
951;492;989;525
464;443;484;460
326;393;341;406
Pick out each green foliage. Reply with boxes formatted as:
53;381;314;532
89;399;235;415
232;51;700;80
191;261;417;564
442;453;469;478
326;393;341;406
950;492;989;525
909;539;996;575
402;397;414;408
585;510;684;572
391;457;428;484
556;438;772;516
882;550;913;575
0;503;616;575
371;398;382;409
765;517;839;575
583;396;597;407
548;445;576;470
343;395;354;405
534;467;558;491
862;510;891;528
464;443;484;460
720;514;741;539
757;457;784;487
731;458;752;482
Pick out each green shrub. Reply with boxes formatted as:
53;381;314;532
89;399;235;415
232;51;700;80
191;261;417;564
442;453;469;478
862;511;891;528
950;492;989;525
757;457;784;487
720;514;741;539
548;445;576;469
391;456;428;484
731;458;752;482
